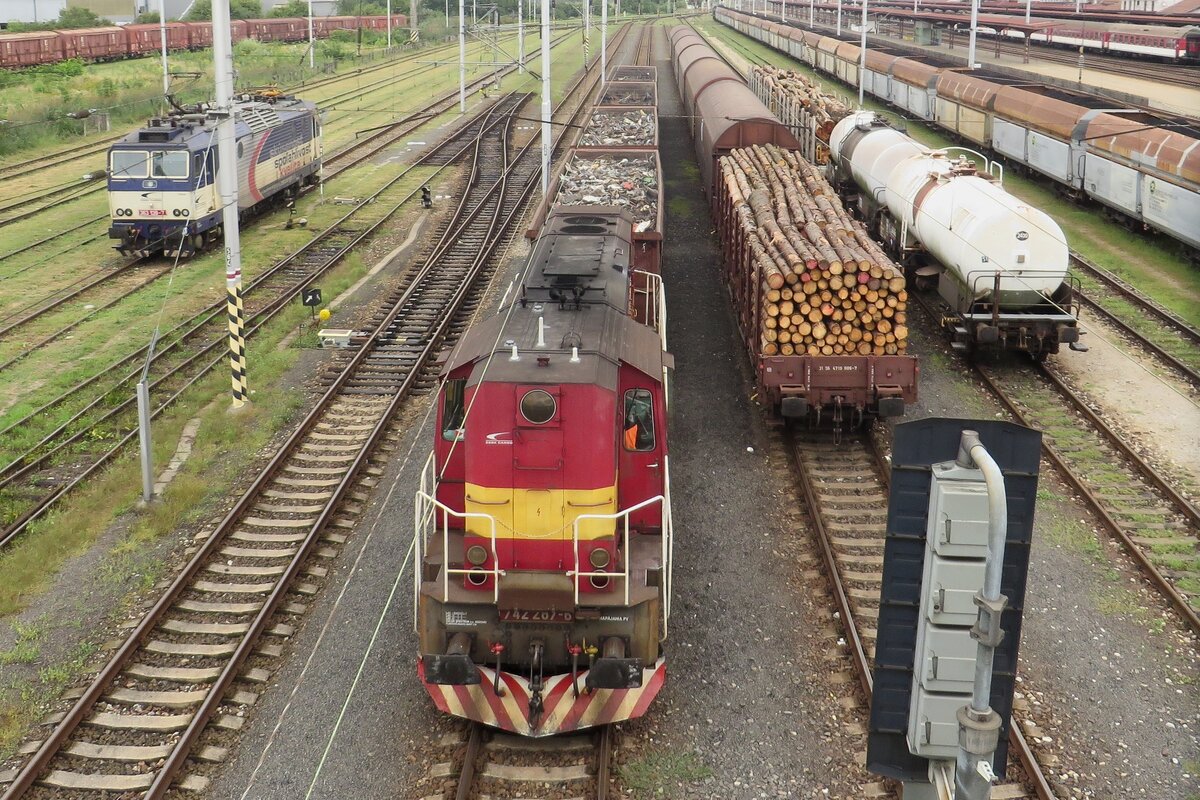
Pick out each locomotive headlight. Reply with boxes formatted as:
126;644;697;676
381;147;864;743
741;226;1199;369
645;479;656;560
466;545;488;566
125;209;133;216
181;209;189;217
172;209;181;217
589;547;611;569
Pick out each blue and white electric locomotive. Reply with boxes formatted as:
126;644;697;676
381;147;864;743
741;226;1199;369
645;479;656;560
107;91;322;258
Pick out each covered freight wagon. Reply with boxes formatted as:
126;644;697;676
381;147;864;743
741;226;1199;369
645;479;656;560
124;22;190;55
57;26;126;61
0;31;61;67
668;26;801;204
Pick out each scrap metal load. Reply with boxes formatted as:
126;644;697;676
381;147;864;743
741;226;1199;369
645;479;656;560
721;143;908;357
555;154;659;233
579;109;657;148
670;25;916;424
529;64;663;283
749;65;851;165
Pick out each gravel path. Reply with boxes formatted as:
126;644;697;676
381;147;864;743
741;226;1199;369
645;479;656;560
608;26;877;800
898;323;1200;799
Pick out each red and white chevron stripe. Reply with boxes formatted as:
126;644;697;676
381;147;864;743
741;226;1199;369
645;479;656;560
418;658;666;737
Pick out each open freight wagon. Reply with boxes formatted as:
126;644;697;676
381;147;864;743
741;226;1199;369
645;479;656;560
528;68;664;330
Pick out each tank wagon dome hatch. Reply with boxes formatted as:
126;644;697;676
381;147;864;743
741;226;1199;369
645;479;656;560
441;208;669;384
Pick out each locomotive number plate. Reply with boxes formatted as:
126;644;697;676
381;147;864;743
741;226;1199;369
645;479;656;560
499;609;574;623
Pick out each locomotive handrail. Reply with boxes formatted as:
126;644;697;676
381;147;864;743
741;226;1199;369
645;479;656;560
632;269;668;350
414;455;504;612
569;494;666;608
661;454;674;641
418;489;503;604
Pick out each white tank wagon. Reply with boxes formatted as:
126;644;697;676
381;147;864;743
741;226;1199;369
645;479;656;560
830;112;1083;359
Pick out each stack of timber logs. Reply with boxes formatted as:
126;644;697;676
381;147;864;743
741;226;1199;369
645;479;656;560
720;143;908;357
753;65;851;139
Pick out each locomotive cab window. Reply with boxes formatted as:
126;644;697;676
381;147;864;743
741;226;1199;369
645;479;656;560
441;378;466;441
151;150;188;179
623;389;655;452
111;150;148;179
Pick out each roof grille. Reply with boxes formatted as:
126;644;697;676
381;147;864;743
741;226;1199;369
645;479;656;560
239;105;280;134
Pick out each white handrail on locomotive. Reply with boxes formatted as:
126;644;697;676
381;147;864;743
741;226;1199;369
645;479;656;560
569;494;667;604
413;453;506;618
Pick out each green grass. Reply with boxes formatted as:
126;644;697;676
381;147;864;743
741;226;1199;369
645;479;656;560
0;638;97;758
0;35;596;756
0;621;44;665
619;748;714;799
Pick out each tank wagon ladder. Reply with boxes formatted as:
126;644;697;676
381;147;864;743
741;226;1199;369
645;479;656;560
783;424;1056;800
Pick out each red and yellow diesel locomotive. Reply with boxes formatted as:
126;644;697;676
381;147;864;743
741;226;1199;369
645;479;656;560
413;202;673;736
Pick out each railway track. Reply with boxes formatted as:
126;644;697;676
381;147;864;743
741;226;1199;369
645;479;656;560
908;293;1200;632
0;22;633;796
1070;253;1200;390
0;92;530;800
0;92;529;549
426;723;614;800
0;34;523;187
0;35;537;229
0;31;573;353
785;426;1055;800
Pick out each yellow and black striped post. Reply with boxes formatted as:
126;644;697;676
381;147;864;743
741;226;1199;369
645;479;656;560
227;283;247;407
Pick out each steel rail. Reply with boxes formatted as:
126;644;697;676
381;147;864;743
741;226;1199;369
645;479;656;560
2;23;634;793
0;95;523;800
975;364;1200;635
0;95;527;546
863;433;1056;800
596;724;614;800
455;725;484;800
0;31;574;359
1075;294;1200;388
0;35;512;185
788;427;1055;800
910;293;1200;635
1070;253;1200;348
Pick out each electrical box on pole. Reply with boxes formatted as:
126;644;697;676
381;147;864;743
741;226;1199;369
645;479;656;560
867;418;1041;787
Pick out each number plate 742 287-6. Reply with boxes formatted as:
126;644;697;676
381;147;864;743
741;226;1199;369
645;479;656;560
498;609;574;623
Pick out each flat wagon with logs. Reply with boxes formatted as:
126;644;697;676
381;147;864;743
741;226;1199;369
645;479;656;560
671;26;917;426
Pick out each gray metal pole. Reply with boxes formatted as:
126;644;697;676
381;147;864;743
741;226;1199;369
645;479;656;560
601;0;607;83
1024;0;1030;23
137;380;154;503
518;0;525;72
540;0;551;196
459;0;467;112
213;0;247;408
858;0;867;106
158;0;169;98
809;0;813;26
953;430;1007;800
780;0;785;21
584;0;590;66
967;0;979;68
387;0;392;48
836;0;841;35
307;0;315;68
